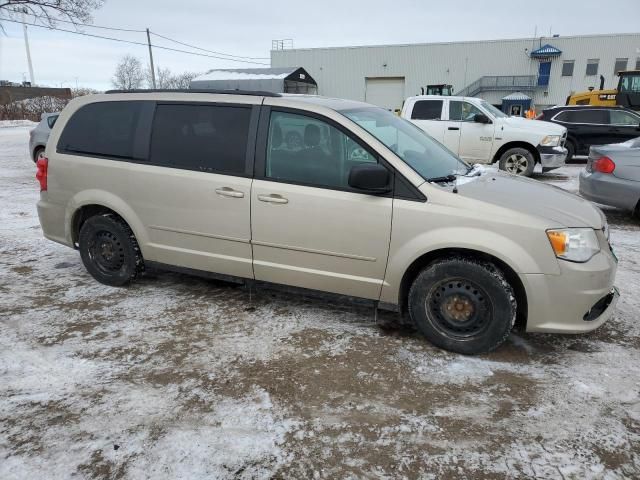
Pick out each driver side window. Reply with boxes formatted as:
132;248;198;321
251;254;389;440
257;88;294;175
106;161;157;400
449;101;483;122
266;111;377;189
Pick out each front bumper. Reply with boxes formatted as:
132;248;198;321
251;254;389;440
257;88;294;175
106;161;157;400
579;169;640;213
537;145;568;171
520;244;618;333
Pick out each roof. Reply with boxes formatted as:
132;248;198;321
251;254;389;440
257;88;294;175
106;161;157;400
502;92;531;100
530;44;562;57
105;88;280;97
193;67;300;82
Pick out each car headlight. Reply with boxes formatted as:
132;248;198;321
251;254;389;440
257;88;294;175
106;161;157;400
546;228;600;262
541;135;561;147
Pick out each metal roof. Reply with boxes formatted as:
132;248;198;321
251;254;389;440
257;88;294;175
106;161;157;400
530;44;562;57
502;92;531;100
193;67;300;82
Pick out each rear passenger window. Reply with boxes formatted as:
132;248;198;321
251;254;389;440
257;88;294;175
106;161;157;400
58;101;143;159
150;104;251;175
572;110;608;124
411;100;443;120
266;111;377;189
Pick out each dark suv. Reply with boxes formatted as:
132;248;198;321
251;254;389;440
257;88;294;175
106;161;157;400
539;106;640;160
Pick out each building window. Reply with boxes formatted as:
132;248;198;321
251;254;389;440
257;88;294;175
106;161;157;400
562;60;574;76
586;59;599;76
614;58;628;74
635;57;640;70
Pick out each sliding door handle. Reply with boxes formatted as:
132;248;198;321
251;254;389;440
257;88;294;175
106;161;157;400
215;187;244;198
258;194;289;204
448;127;460;131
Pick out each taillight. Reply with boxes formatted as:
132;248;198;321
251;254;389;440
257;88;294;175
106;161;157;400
592;156;615;174
36;157;48;191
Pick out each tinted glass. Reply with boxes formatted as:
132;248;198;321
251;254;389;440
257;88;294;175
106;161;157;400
342;107;469;181
411;100;443;120
562;60;574;76
47;114;59;129
58;101;143;159
150;104;251;174
619;74;640;94
449;101;484;121
558;109;608;124
266;111;377;189
610;110;640;125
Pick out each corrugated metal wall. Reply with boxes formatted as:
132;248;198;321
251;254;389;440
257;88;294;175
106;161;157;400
271;33;640;109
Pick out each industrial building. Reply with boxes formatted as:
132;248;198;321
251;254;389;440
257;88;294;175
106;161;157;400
270;33;640;113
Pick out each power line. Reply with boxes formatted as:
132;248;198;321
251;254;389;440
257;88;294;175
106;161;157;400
0;17;270;65
21;12;146;33
149;31;269;60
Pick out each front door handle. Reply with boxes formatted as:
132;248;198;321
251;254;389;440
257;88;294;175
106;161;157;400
258;194;289;204
448;127;460;131
215;187;244;198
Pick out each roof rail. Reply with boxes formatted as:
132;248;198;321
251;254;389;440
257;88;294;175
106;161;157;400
104;88;281;97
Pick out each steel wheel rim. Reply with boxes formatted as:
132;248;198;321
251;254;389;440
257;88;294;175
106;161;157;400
505;154;529;174
425;278;493;338
88;230;126;275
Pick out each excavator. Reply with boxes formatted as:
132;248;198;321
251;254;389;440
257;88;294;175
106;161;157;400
567;71;640;110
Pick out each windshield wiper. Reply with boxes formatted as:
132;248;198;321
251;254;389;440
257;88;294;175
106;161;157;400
427;174;457;183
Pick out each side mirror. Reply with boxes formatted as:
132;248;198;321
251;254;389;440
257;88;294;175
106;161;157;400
348;163;391;194
474;113;491;124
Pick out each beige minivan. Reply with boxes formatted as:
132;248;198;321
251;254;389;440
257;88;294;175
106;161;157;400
36;90;619;354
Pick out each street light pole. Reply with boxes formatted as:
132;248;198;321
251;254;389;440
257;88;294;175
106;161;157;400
146;28;156;89
21;9;35;85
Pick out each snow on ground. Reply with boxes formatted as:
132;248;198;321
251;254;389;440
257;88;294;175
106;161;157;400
1;126;639;479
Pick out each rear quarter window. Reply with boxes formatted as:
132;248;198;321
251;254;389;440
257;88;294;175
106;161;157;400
57;101;146;159
46;115;59;129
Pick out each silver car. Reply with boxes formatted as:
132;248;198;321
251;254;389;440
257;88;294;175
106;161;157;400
579;137;640;217
28;112;59;163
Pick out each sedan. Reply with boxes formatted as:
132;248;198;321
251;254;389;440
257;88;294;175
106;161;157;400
28;112;59;162
579;137;640;217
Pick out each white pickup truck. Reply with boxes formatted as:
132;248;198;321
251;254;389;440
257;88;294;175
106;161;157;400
401;95;568;176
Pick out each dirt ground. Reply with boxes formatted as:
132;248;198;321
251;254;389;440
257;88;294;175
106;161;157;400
1;125;639;479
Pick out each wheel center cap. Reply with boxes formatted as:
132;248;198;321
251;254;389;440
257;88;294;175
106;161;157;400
443;294;475;322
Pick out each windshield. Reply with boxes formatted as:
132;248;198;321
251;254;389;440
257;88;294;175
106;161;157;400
341;107;469;181
479;100;508;118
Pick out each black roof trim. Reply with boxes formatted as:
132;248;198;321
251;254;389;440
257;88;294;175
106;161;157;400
104;89;281;97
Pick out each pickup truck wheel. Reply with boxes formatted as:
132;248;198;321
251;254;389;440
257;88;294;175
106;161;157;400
565;140;576;162
499;148;535;177
78;214;143;286
408;257;516;355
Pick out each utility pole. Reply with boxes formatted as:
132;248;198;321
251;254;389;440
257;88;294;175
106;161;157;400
21;9;35;85
146;28;156;89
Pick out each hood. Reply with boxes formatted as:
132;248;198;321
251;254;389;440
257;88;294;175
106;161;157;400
497;116;566;135
456;171;603;228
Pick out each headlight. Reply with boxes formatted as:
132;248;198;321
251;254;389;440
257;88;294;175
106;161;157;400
546;228;600;262
541;135;561;147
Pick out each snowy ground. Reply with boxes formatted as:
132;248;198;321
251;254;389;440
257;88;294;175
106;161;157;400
1;125;639;479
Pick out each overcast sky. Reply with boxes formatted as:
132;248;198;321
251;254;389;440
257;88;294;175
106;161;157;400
1;0;639;90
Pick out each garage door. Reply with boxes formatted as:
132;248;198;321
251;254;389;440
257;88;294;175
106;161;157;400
365;77;405;112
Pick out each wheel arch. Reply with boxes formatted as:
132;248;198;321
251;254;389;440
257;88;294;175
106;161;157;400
397;247;528;331
66;192;148;251
493;141;540;164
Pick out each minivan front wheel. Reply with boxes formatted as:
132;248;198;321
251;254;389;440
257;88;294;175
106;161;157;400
408;257;516;354
498;148;535;176
78;214;143;286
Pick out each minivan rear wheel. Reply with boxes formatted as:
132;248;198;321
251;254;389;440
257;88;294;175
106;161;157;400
78;214;143;286
498;147;535;177
408;257;516;354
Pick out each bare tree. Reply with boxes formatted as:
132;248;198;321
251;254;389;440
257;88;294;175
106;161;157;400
112;55;144;90
145;65;199;89
0;0;103;27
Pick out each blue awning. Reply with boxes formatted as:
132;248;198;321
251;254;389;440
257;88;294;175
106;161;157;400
531;44;562;57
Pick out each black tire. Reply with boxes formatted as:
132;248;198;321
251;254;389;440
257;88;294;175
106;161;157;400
78;214;143;286
33;146;45;163
498;147;535;177
565;140;576;163
408;257;516;355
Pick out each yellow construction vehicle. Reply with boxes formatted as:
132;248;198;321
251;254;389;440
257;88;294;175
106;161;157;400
567;71;640;110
